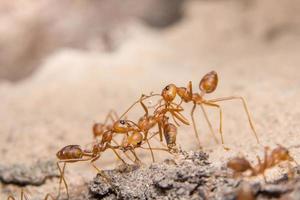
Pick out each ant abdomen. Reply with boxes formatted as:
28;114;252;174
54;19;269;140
227;157;252;173
163;123;177;149
56;145;84;160
199;71;218;93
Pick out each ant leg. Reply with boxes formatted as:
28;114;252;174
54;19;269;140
103;110;117;125
170;113;181;127
203;102;229;150
191;104;202;149
188;81;193;99
7;196;16;200
90;155;110;183
111;110;119;121
287;162;295;179
119;93;160;119
112;138;134;163
170;110;190;125
158;123;163;141
21;189;30;200
44;193;56;200
110;147;127;164
130;149;141;164
208;96;260;144
56;162;69;199
199;104;219;145
140;146;173;155
145;139;155;162
139;95;149;116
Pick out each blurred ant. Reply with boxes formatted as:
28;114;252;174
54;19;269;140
227;145;298;182
6;189;55;200
92;110;119;139
161;71;259;149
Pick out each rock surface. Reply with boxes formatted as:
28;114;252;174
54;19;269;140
0;160;58;186
88;151;300;200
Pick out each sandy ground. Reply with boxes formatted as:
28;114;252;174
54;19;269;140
1;0;300;199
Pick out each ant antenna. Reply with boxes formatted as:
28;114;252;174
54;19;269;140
119;93;160;119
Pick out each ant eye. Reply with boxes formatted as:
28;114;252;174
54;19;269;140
165;86;169;90
120;120;125;125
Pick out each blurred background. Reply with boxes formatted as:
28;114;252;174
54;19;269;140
0;0;300;199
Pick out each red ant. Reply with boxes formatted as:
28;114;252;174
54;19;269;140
92;110;119;139
161;71;259;149
227;145;298;182
56;140;126;199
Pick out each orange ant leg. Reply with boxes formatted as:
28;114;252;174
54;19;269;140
145;131;168;148
158;122;163;142
191;104;202;149
129;149;141;164
203;101;229;150
56;162;69;199
44;193;56;200
119;93;160;119
139;95;149;116
170;112;181;127
208;96;260;144
145;139;155;162
57;157;93;199
103;110;118;125
90;155;111;183
140;147;173;154
112;138;135;163
169;109;190;125
199;104;219;145
109;147;127;164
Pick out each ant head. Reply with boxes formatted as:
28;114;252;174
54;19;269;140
199;71;218;94
113;119;131;133
161;84;177;102
227;157;252;172
272;146;292;161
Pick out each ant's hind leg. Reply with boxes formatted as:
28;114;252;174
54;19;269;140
56;162;69;199
145;139;155;162
103;110;118;125
44;193;56;200
90;155;111;183
199;104;219;145
190;104;202;149
208;96;260;144
203;102;230;150
130;149;142;165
